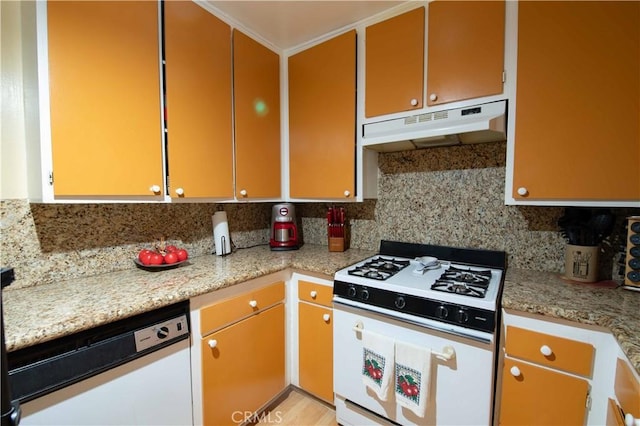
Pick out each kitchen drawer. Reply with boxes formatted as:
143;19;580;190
200;281;284;336
505;326;594;377
298;280;333;307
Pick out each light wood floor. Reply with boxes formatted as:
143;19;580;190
257;388;338;426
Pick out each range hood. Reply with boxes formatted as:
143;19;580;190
362;100;507;152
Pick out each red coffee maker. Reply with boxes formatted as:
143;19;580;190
269;203;299;251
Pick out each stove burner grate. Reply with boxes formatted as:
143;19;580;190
347;256;410;281
431;266;492;298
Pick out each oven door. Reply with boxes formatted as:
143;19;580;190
333;301;496;426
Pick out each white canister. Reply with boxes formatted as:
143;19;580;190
212;211;231;256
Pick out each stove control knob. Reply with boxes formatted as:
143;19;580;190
347;286;357;298
157;326;169;339
394;296;406;309
456;309;469;323
435;305;449;319
360;288;370;301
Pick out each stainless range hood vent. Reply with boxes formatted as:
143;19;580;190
362;100;507;152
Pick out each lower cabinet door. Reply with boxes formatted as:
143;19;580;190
499;358;589;425
298;302;333;403
201;304;285;425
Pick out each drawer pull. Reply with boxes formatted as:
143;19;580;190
510;366;521;377
208;339;218;349
540;345;553;356
625;413;640;426
310;290;318;299
249;300;258;308
323;313;330;322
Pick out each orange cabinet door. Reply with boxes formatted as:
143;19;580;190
615;358;640;419
164;1;233;199
47;1;163;197
201;303;285;426
513;1;640;201
426;0;505;107
365;7;425;117
233;30;281;200
288;30;356;199
499;358;589;425
298;302;333;403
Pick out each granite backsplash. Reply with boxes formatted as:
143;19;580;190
2;142;637;289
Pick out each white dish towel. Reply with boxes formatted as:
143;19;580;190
394;341;432;418
361;330;395;401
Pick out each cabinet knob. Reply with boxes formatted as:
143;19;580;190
625;413;640;426
429;93;438;102
410;98;418;106
310;290;317;299
510;366;521;377
239;189;247;197
344;190;351;198
323;313;331;322
149;185;161;194
175;187;184;196
249;300;258;308
540;345;553;357
208;339;218;348
517;187;528;196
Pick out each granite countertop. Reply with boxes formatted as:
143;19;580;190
503;268;640;373
3;244;639;374
2;244;375;352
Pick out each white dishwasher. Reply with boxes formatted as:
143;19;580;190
7;301;193;426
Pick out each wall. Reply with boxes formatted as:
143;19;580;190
0;200;272;288
299;142;637;280
1;0;31;200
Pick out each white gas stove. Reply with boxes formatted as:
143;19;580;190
334;241;506;341
332;241;507;425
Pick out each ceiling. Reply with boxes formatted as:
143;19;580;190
206;1;408;51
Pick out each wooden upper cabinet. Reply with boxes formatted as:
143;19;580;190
365;7;425;118
513;1;640;201
164;1;233;199
233;30;281;200
426;0;505;107
47;1;163;197
288;30;356;199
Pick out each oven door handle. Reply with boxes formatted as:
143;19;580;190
351;320;456;360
